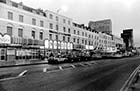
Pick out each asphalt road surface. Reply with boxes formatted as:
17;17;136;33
0;56;140;91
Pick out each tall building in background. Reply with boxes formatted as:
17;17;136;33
88;19;112;34
121;29;134;49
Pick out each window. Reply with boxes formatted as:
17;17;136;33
73;38;75;43
85;40;87;45
63;19;66;23
82;32;84;36
32;18;36;25
8;12;13;20
49;34;52;40
68;20;70;25
77;31;79;35
82;40;84;44
40;20;44;27
56;16;59;21
56;35;58;40
49;23;53;29
68;28;70;33
63;27;66;32
18;28;23;37
49;14;53;19
32;31;35;39
68;37;70;42
77;39;79;44
40;32;43;40
19;15;23;22
89;34;91;38
74;30;76;34
7;26;12;36
63;36;65;41
56;25;59;30
85;33;87;37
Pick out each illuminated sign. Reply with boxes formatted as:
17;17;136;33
53;41;57;49
49;40;53;49
44;40;49;49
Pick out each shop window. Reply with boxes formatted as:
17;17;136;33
7;26;12;36
1;49;5;60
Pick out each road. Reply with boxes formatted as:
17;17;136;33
0;56;140;91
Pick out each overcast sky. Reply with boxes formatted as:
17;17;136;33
12;0;140;46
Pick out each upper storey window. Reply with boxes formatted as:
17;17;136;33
49;14;53;19
8;12;13;20
32;18;36;25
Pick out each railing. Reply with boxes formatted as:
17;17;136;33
120;65;140;91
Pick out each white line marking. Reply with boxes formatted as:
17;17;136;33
18;70;28;77
71;64;75;68
79;63;86;67
59;66;63;70
43;68;47;72
0;76;20;82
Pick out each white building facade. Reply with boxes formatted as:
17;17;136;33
0;0;123;61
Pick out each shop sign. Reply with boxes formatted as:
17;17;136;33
61;42;64;49
7;49;15;55
0;34;11;44
53;41;57;49
49;40;53;49
45;40;49;49
58;41;61;49
64;42;67;49
70;43;73;49
68;42;70;49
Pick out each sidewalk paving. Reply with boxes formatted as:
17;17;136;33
0;59;48;68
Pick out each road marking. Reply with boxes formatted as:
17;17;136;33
79;63;86;67
18;70;28;77
71;64;75;68
43;68;47;72
90;61;97;64
86;62;92;65
59;66;63;70
0;76;20;82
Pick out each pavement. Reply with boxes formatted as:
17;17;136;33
0;59;48;68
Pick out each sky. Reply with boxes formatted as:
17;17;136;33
12;0;140;46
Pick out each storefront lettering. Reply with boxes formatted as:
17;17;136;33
0;34;11;44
